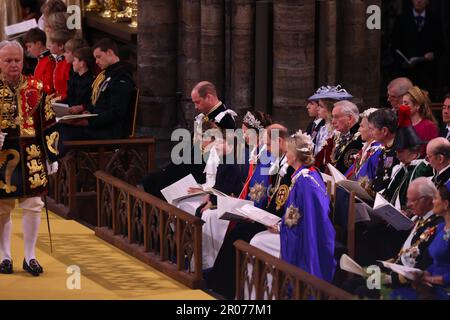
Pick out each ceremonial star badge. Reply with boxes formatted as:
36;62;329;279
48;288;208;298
249;182;266;203
284;204;301;228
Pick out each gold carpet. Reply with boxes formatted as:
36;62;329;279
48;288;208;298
0;208;213;300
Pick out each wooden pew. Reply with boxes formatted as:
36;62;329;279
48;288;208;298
94;170;205;289
47;88;157;226
234;240;354;300
47;138;156;225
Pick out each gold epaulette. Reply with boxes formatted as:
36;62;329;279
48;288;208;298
91;70;106;105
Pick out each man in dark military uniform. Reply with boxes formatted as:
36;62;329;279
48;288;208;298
141;81;236;199
368;108;400;193
440;93;450;141
0;40;59;276
426;137;450;188
59;38;135;143
329;100;363;174
355;108;402;266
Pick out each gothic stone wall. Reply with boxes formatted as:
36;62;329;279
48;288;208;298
137;0;381;166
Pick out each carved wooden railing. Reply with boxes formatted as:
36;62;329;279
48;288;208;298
94;170;205;289
47;138;156;225
234;240;355;300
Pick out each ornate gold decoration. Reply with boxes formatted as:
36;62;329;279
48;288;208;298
91;71;106;105
331;131;361;165
29;173;48;189
0;82;18;130
344;148;360;168
128;0;138;28
0;149;20;194
285;204;301;228
26;145;41;160
249;182;267;203
44;96;56;121
46;132;60;156
116;0;133;21
27;159;44;175
84;0;103;12
275;185;290;211
101;0;119;19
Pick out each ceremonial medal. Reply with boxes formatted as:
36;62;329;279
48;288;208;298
284;204;301;228
275;185;289;211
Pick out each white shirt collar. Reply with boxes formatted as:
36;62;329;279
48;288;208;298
413;9;426;18
438;164;450;176
314;118;323;126
412;210;434;223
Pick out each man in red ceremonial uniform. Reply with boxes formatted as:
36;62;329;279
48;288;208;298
24;28;56;95
0;40;59;276
48;29;72;100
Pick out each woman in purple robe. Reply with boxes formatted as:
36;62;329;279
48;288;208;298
280;130;336;282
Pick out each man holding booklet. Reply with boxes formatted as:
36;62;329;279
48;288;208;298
58;38;135;144
341;178;442;299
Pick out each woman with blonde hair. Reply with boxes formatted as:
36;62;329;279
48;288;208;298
280;130;336;282
402;86;438;156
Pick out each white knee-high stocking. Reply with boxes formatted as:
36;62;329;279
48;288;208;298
22;212;41;264
0;215;12;261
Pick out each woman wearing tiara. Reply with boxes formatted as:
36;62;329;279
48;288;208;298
196;111;272;269
238;111;273;208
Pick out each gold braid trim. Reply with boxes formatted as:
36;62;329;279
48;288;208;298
91;70;106;105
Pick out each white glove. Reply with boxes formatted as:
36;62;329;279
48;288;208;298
0;132;7;150
46;161;59;175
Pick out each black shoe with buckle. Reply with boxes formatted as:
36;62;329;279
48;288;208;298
23;259;43;276
0;259;13;274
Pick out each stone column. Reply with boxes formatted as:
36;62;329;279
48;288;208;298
317;0;337;87
272;0;315;130
230;0;255;114
200;0;225;97
178;0;201;131
337;0;381;107
137;0;178;131
137;0;178;166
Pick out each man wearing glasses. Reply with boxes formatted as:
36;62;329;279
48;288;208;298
329;100;363;174
426;137;450;187
345;177;442;299
440;93;450;141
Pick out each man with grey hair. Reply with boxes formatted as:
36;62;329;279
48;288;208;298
399;177;442;270
346;177;442;299
426;137;450;187
387;77;413;110
329;100;363;173
0;40;59;276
